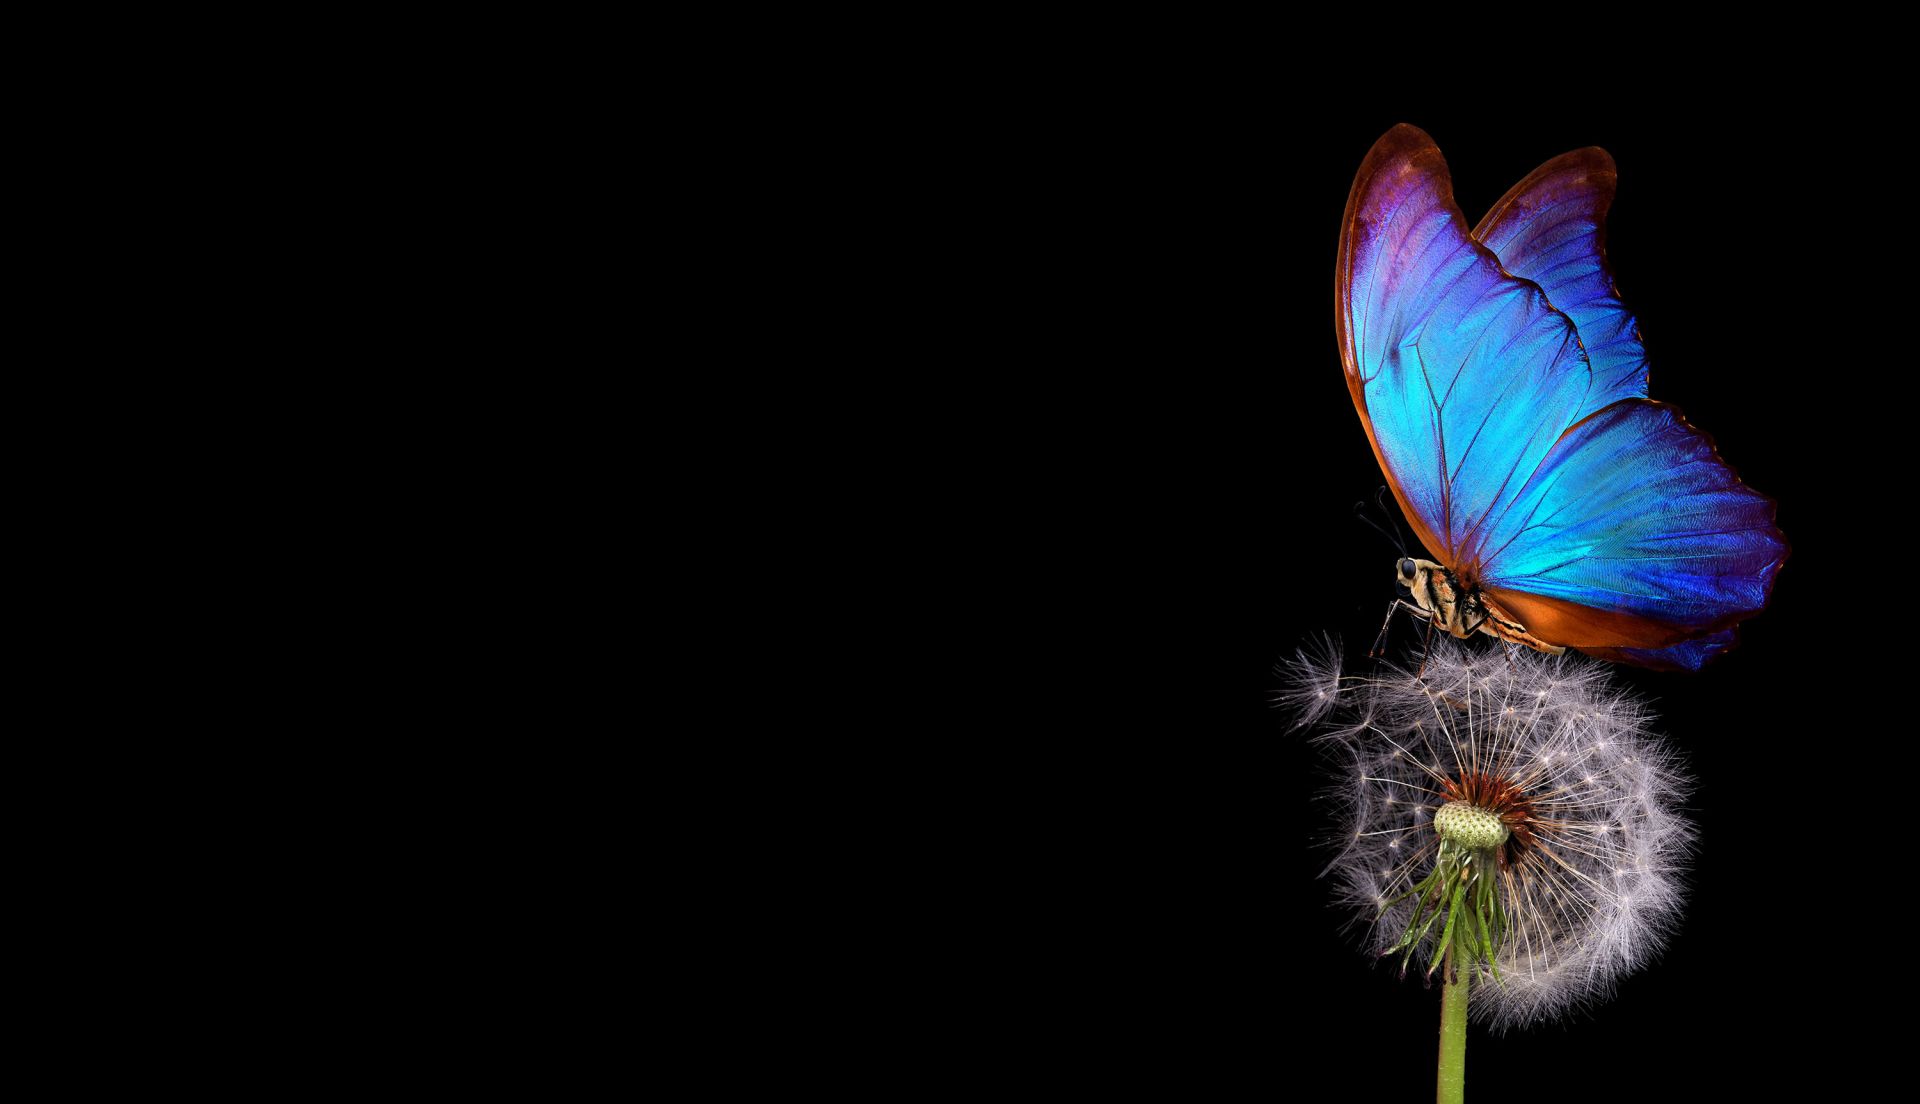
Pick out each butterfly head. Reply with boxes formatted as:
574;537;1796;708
1395;557;1421;595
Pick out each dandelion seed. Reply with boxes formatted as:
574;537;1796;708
1288;637;1693;1031
1273;633;1347;729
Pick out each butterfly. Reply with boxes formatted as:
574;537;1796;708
1337;124;1786;671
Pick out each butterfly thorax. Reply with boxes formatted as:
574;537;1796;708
1396;557;1565;656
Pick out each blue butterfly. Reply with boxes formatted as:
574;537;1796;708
1338;125;1786;670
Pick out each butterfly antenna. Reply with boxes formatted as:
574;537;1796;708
1353;494;1407;558
1374;486;1414;557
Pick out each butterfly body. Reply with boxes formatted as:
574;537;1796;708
1338;126;1787;671
1394;557;1565;655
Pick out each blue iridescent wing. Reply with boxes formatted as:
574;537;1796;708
1474;400;1785;662
1338;126;1786;670
1584;629;1737;673
1336;124;1594;570
1474;149;1649;419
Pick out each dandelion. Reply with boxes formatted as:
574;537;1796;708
1283;637;1693;1096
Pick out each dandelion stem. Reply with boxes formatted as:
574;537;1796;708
1438;950;1468;1104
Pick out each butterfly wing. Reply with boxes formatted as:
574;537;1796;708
1339;126;1787;670
1336;124;1595;576
1474;399;1785;663
1583;629;1737;672
1469;150;1787;666
1474;149;1649;419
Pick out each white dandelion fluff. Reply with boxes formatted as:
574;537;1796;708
1274;632;1346;730
1289;637;1693;1030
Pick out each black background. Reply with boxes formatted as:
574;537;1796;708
911;94;1888;1098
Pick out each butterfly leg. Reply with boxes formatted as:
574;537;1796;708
1414;614;1438;678
1371;599;1432;659
1370;600;1397;658
1471;605;1569;658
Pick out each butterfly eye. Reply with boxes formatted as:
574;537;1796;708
1399;558;1418;581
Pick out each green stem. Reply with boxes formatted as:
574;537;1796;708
1437;951;1468;1104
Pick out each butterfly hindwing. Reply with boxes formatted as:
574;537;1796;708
1583;629;1738;672
1475;399;1784;657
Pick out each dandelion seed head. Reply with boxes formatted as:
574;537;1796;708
1284;636;1694;1031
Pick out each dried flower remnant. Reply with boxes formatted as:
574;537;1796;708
1284;638;1693;1030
